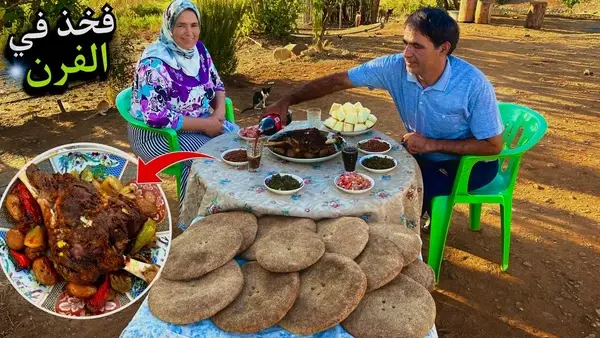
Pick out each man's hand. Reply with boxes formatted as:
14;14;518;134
402;132;435;154
262;99;291;125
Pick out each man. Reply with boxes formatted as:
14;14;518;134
263;7;503;226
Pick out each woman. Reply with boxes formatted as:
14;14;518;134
128;0;239;214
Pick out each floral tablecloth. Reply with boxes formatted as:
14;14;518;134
180;121;424;235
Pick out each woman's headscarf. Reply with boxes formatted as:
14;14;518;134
139;0;201;77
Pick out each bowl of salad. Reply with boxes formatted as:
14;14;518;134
334;172;374;194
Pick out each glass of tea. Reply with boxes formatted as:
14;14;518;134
247;137;264;172
342;144;358;172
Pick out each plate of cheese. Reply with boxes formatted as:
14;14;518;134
322;102;377;136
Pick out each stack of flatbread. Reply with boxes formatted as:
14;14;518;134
148;212;437;338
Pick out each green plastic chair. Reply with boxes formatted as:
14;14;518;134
427;102;548;283
115;87;236;198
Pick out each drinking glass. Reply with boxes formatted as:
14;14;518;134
306;108;322;128
247;138;264;172
342;144;358;172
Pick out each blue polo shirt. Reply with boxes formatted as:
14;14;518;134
348;54;503;162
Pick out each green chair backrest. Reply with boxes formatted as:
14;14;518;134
451;102;548;198
115;87;145;127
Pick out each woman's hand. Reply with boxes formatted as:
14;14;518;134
200;116;224;137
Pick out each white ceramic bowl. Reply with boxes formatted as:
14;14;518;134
359;154;398;174
264;173;305;195
357;138;392;154
221;148;248;166
237;127;266;142
333;172;374;194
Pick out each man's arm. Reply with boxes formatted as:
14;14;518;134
402;132;503;156
263;72;355;123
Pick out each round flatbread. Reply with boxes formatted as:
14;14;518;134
316;217;369;259
256;226;325;273
161;223;242;281
194;211;258;253
279;253;367;335
240;216;316;261
148;260;244;325
400;259;435;292
342;274;436;338
355;233;403;292
212;262;300;333
368;222;422;265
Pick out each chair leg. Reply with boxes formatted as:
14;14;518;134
428;196;453;284
500;201;512;271
469;203;482;231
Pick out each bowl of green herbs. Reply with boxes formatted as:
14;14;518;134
359;154;397;174
264;173;305;195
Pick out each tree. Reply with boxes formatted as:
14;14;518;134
312;0;342;50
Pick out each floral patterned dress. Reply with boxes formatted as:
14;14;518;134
127;40;239;212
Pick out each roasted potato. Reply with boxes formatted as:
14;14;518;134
24;226;45;249
5;193;23;223
110;273;132;294
66;282;98;299
6;228;25;251
135;197;158;218
25;246;46;261
32;257;59;285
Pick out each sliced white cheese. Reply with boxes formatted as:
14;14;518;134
330;103;342;115
354;123;367;131
354;102;363;110
333;120;344;131
358;109;370;123
323;117;337;129
344;113;358;124
342;102;356;116
336;108;346;122
365;120;375;128
367;114;377;123
343;123;354;131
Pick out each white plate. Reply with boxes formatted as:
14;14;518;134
333;172;375;194
357;138;392;154
359;154;398;174
321;124;375;136
264;173;304;195
221;148;248;166
237;127;266;142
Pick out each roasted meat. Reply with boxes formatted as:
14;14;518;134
268;128;344;158
24;164;148;284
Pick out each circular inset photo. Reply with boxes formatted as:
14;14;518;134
0;142;172;319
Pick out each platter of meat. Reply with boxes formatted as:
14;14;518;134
238;125;266;142
265;128;345;164
0;143;172;319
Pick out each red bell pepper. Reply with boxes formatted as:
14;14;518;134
9;249;31;271
14;182;43;226
86;275;110;314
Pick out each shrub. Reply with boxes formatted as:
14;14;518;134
131;3;165;17
380;0;437;15
248;0;305;37
106;30;136;104
196;0;248;77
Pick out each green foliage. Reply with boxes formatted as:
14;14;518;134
248;0;305;37
380;0;437;15
1;0;85;31
561;0;580;8
106;29;136;103
131;3;165;17
312;0;339;48
196;0;248;77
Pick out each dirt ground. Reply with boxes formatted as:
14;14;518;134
1;13;600;338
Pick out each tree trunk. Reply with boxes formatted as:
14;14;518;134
458;0;477;22
474;0;493;24
317;7;334;50
524;0;547;29
370;0;380;25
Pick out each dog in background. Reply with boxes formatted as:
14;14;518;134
378;8;393;23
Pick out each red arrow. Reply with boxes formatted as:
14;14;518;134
137;151;216;184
